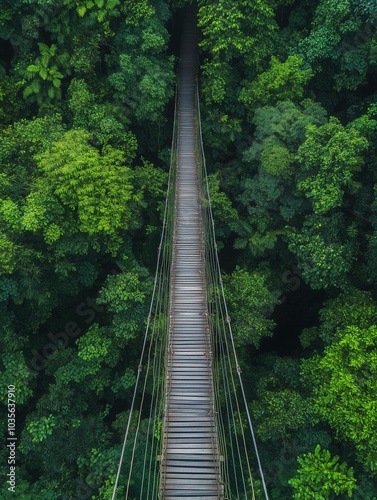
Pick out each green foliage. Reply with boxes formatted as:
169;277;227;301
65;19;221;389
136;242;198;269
236;100;327;256
302;325;377;474
206;173;239;238
0;233;16;274
240;100;325;198
1;1;377;496
122;0;155;26
253;389;311;442
23;129;137;253
111;368;135;395
318;288;377;344
260;137;295;179
77;324;112;362
288;221;354;290
223;266;277;347
26;414;56;443
22;43;71;106
251;355;316;444
246;100;328;154
0;352;33;405
66;0;121;21
297;117;368;214
198;0;278;104
296;0;376;91
54;355;111;394
108;2;174;124
69;32;102;76
0;77;24;126
68;79;135;148
97;265;153;340
0;115;66;202
240;56;313;113
0;2;179;497
289;445;357;499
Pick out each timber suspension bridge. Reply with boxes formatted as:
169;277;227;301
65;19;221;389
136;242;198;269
112;8;269;499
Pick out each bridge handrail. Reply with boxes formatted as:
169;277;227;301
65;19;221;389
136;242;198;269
196;82;270;500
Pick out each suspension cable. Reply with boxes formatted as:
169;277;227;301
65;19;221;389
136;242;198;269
111;85;178;500
196;81;270;500
112;72;269;500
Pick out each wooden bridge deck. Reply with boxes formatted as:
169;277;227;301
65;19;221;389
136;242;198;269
160;9;223;500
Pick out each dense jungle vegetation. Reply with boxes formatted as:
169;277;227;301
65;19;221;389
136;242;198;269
0;0;377;498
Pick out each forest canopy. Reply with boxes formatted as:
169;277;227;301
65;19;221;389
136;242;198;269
1;0;377;498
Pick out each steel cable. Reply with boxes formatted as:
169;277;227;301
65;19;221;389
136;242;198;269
197;81;269;500
111;87;178;500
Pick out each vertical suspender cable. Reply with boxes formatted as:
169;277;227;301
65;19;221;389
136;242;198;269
196;82;270;500
111;86;178;500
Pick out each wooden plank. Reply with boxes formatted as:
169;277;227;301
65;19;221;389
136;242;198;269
164;474;218;481
164;466;220;473
160;11;222;497
166;421;214;427
166;439;215;446
164;479;218;487
163;495;220;500
164;447;217;453
166;434;215;440
165;456;217;463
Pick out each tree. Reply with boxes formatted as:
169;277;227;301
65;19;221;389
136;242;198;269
235;100;327;257
223;266;277;347
240;55;313;114
67;78;134;149
252;388;311;443
0;76;24;126
296;0;377;92
197;0;280;152
251;355;316;443
107;0;174;124
206;173;240;240
285;115;368;290
198;0;278;103
288;445;357;499
24;129;137;253
0;115;65;200
97;265;153;341
64;0;121;21
302;325;377;475
21;43;71;107
317;288;377;345
287;214;356;290
297;117;368;215
0;352;34;405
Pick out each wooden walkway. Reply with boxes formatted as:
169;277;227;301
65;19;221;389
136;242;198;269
159;8;223;500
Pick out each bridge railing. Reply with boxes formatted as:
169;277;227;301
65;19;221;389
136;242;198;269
111;87;179;500
111;70;269;499
196;82;269;500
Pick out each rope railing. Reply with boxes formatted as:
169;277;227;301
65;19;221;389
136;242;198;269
196;81;270;500
111;86;178;500
112;54;270;500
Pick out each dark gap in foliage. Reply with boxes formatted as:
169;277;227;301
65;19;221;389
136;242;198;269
276;1;299;29
133;227;163;273
167;10;183;61
39;27;53;45
97;43;111;79
259;284;325;356
333;97;349;117
218;235;241;274
355;73;377;103
0;40;13;69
